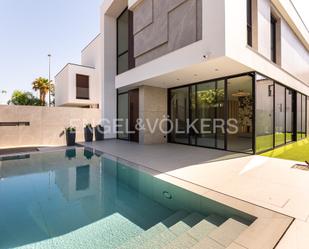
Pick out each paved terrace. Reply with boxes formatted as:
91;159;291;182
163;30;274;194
83;139;309;249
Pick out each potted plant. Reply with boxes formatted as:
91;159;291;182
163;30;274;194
65;127;76;146
84;123;93;142
95;125;104;141
65;148;76;160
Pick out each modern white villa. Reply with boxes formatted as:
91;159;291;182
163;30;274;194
0;0;302;248
56;0;309;155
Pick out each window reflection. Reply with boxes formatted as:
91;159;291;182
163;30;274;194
255;75;274;152
76;165;90;191
275;84;285;146
170;87;189;144
286;89;294;143
227;76;253;153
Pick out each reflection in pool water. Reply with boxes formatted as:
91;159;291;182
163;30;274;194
0;148;255;249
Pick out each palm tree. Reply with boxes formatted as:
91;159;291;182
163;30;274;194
32;77;52;106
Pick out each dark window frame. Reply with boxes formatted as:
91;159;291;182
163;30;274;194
76;74;90;100
167;71;308;155
271;15;277;63
168;72;255;155
116;89;139;143
247;0;253;47
116;8;135;75
255;72;308;154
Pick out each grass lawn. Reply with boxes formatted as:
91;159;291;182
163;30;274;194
261;138;309;162
256;133;287;153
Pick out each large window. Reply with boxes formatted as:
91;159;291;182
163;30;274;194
256;73;307;152
170;87;189;144
227;76;253;153
76;74;89;100
196;81;225;149
247;0;253;47
256;75;274;153
271;15;277;63
117;89;139;142
169;73;307;154
169;74;253;153
297;93;302;140
117;93;129;140
301;94;307;139
286;89;294;143
275;84;285;146
117;9;134;75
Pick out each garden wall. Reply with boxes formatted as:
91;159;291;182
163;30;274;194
0;105;101;148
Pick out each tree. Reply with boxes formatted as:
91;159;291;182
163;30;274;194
7;90;41;106
32;77;52;106
50;83;55;106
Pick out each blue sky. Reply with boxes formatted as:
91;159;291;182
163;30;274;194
0;0;102;104
0;0;308;104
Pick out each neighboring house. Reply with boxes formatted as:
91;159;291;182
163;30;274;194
55;34;101;108
57;0;309;154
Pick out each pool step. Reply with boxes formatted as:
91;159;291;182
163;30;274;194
117;210;188;249
169;212;205;236
187;215;226;241
162;215;248;249
162;214;225;249
195;218;249;248
18;213;144;249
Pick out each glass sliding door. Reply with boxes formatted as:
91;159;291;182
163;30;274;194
195;80;225;149
216;80;225;149
275;84;286;146
117;93;129;140
302;95;307;139
285;89;294;143
255;75;274;153
128;89;139;142
189;85;197;145
170;87;189;144
227;76;253;153
297;93;302;140
196;81;217;148
117;89;139;142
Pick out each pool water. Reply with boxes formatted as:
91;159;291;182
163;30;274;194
0;148;255;249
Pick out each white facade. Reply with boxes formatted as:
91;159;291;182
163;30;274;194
97;0;308;140
55;34;102;108
56;0;309;141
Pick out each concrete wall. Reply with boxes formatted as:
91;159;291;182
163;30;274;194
281;19;309;83
116;0;225;89
81;34;101;68
133;0;202;66
257;0;271;59
225;0;309;95
81;35;102;108
0;105;101;148
100;0;128;139
139;86;167;144
253;0;309;83
55;65;69;107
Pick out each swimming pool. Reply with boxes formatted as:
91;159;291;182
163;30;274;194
0;147;255;249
